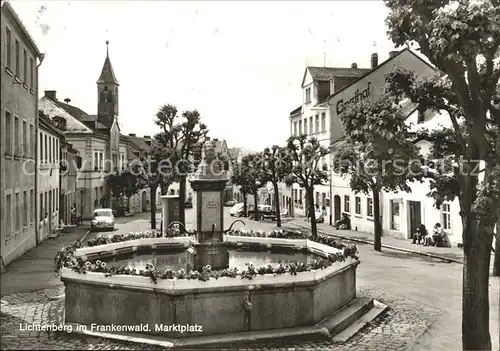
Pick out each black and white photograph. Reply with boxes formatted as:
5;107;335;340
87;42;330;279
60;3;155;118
0;0;499;350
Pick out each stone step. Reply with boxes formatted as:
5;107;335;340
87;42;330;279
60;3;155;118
316;297;374;336
332;300;388;343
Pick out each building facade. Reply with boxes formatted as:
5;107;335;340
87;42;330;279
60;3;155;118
37;114;64;242
1;2;44;268
38;43;151;219
59;136;80;226
287;63;371;221
328;48;463;246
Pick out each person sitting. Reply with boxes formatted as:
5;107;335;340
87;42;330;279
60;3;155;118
432;223;445;247
412;224;427;245
334;213;351;230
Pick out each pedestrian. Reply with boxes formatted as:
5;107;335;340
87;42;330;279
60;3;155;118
432;223;445;247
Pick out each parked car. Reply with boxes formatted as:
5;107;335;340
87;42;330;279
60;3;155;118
248;205;277;221
225;199;237;206
91;208;115;231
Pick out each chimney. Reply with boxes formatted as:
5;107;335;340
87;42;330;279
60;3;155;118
129;133;136;137
45;90;57;100
64;98;71;104
143;135;150;139
351;63;358;69
389;50;399;58
371;53;378;69
213;138;219;141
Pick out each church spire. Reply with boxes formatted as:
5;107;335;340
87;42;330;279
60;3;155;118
97;40;119;85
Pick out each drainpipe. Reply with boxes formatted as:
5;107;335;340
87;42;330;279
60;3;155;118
35;53;45;246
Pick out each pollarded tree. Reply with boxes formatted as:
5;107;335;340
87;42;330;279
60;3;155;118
285;135;329;238
260;146;292;227
384;1;500;349
231;154;263;219
333;96;423;252
154;105;208;231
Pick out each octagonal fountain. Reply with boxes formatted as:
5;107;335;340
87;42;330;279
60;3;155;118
58;141;368;346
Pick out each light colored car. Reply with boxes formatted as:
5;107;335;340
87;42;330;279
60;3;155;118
225;199;237;207
229;203;245;216
91;208;115;231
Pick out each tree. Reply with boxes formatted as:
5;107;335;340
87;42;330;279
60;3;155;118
154;105;208;231
231;154;262;219
384;1;500;348
260;145;292;227
285;135;329;238
333;97;423;251
106;165;146;215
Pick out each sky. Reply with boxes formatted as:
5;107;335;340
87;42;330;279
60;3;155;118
9;0;395;151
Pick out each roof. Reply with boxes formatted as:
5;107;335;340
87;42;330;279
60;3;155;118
289;106;302;116
38;112;65;139
228;147;242;159
97;45;119;85
302;66;370;87
52;99;91;121
120;134;151;152
327;48;437;101
38;96;94;134
1;2;42;57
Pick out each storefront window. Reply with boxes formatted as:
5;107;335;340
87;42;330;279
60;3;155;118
390;199;401;230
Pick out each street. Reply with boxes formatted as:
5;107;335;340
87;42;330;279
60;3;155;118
1;209;498;350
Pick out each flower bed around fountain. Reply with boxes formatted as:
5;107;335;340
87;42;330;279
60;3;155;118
57;229;360;338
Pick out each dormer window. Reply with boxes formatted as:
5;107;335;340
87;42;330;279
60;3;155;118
305;87;311;104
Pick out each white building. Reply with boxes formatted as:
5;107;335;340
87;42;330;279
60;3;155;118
37;115;63;241
328;48;463;246
287;62;371;221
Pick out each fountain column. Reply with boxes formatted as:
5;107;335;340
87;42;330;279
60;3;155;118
189;139;229;270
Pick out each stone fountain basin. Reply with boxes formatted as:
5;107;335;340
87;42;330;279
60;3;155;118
61;235;359;338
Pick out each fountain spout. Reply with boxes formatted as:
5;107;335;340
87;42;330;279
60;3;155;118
166;221;188;236
223;220;246;233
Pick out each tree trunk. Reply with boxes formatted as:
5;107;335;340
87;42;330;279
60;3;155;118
493;219;500;276
307;187;317;238
372;188;382;252
243;193;248;217
462;214;493;350
273;181;281;227
179;176;186;233
150;184;157;230
253;192;259;221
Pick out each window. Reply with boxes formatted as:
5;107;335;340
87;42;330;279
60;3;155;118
30;124;34;157
417;110;425;124
15;192;20;231
22;121;27;156
309;116;313;134
304;119;308;136
442;203;451;230
44;134;48;163
49;137;52;163
56;188;59;210
30;190;34;222
5;27;12;69
344;195;350;213
99;152;103;170
322;193;326;208
29;57;34;87
305;87;311;103
6;194;12;235
315;115;319;133
321;113;326;132
5;111;12;155
121;154;125;170
23;49;27;82
367;198;373;217
299;120;302;135
294;122;297;136
14;117;19;155
316;192;320;206
15;39;20;76
390;200;401;230
94;151;98;170
23;191;28;227
355;196;361;215
299;189;303;203
40;193;44;220
49;190;52;216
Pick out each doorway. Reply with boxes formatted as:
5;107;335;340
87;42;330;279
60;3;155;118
142;191;147;212
334;195;341;222
408;201;422;239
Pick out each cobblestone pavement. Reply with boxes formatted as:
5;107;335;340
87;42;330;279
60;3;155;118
0;284;441;350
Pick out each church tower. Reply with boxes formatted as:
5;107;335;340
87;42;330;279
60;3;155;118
97;41;119;128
